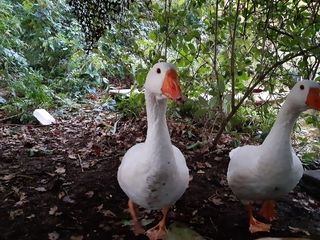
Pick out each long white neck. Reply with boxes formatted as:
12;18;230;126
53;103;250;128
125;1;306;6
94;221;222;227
145;91;172;149
262;100;301;156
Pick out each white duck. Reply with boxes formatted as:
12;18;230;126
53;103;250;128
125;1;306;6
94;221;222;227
227;80;320;233
117;62;189;240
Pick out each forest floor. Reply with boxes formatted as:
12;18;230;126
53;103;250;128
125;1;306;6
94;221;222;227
0;98;320;240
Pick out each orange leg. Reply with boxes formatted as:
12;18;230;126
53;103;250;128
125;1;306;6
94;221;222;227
128;199;145;235
246;204;271;233
146;207;170;240
259;200;277;221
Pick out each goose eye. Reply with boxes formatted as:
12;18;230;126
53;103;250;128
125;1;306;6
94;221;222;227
300;85;305;90
156;68;161;74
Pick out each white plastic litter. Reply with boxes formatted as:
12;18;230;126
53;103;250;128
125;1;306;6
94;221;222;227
33;109;56;125
109;88;141;97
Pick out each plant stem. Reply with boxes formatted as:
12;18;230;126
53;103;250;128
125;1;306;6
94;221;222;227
230;0;240;111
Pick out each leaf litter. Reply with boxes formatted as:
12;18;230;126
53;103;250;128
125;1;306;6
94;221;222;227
0;97;319;240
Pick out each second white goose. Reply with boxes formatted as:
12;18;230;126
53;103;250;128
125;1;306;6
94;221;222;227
227;80;320;233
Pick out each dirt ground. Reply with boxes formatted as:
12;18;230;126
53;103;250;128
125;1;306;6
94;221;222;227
0;106;319;240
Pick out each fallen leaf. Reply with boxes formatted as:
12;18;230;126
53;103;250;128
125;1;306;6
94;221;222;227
101;209;116;217
49;206;58;215
26;214;35;219
208;196;224;206
85;191;94;198
62;195;75;204
58;192;65;199
96;204;104;212
35;187;47;192
15;192;28;206
204;162;212;168
55;167;66;174
48;231;60;240
68;154;77;159
9;209;23;220
1;174;15;181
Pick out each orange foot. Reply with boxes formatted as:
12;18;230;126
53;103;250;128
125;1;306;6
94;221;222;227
259;200;277;221
146;207;170;240
146;222;168;240
249;216;271;233
247;204;271;233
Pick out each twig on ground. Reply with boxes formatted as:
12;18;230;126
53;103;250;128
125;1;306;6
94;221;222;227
78;154;84;172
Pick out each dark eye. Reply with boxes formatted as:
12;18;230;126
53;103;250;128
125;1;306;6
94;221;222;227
300;85;305;90
156;68;161;74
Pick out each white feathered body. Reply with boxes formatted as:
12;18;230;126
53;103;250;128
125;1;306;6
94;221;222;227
227;145;303;204
118;142;189;209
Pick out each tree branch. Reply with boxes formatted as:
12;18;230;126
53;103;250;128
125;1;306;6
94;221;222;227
213;0;222;105
211;44;320;147
230;0;241;111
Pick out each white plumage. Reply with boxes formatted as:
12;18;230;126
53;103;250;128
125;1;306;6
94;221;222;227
117;62;189;240
227;80;320;233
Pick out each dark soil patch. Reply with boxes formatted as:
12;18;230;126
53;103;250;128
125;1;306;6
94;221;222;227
0;109;319;240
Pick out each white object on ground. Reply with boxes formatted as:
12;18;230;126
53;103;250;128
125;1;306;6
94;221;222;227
33;109;56;125
109;88;141;97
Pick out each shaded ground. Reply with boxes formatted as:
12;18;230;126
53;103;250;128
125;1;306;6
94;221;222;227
0;106;320;240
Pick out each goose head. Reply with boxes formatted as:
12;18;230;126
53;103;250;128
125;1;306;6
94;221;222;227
286;80;320;112
145;62;183;103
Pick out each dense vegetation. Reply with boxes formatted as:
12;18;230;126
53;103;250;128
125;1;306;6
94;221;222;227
0;0;319;162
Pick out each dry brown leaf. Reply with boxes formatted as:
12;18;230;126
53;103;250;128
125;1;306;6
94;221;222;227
208;196;224;206
49;206;58;215
35;187;47;192
101;209;116;217
48;231;60;240
62;195;75;204
15;192;28;206
9;209;23;220
26;214;35;219
1;174;15;181
85;191;94;198
96;204;104;212
58;192;65;199
68;154;77;159
55;167;66;174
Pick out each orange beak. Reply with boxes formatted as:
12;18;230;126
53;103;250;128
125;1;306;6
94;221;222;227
306;87;320;110
161;69;184;102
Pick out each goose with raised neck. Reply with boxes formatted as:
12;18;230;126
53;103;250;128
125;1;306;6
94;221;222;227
117;62;189;240
227;80;320;234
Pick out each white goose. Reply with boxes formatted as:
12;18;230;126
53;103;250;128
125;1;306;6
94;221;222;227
227;80;320;233
117;62;189;240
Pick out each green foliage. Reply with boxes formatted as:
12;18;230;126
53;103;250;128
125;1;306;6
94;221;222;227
0;0;117;122
115;92;145;117
2;70;54;122
0;0;319;156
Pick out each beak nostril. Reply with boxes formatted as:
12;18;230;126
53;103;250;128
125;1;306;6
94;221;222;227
176;96;186;104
